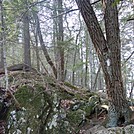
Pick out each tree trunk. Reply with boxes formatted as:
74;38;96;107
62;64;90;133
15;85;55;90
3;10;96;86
0;46;4;68
0;0;4;68
88;36;94;91
84;27;89;88
80;38;84;87
103;0;131;127
72;22;81;85
34;30;40;71
35;13;57;78
64;9;72;82
56;0;64;81
75;0;131;127
52;0;58;76
23;6;31;71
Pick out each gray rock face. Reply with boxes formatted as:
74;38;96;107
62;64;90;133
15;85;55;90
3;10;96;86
84;125;134;134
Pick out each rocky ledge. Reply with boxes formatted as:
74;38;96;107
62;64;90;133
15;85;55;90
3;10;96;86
84;124;134;134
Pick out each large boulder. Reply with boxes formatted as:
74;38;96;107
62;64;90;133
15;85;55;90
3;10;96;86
84;125;134;134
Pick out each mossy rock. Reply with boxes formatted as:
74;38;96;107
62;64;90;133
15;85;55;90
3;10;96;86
67;109;85;126
14;85;47;111
84;125;134;134
9;84;53;133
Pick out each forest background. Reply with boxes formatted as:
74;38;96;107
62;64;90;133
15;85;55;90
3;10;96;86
0;0;133;134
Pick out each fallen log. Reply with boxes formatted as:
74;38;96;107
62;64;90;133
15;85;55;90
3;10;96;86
0;64;37;75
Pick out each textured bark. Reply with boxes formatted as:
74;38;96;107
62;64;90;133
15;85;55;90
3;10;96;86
75;0;131;127
103;0;130;127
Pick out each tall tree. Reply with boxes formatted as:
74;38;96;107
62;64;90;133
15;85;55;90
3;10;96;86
0;2;11;134
75;0;131;127
34;28;40;71
72;13;82;85
56;0;64;81
84;27;89;88
34;12;57;78
23;1;31;70
0;0;4;68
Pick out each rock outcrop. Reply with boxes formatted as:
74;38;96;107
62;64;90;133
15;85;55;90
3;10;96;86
84;124;134;134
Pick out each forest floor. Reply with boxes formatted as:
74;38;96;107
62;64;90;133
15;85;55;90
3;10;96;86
0;65;134;134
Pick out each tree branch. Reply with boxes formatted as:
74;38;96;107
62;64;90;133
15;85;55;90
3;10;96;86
122;51;134;67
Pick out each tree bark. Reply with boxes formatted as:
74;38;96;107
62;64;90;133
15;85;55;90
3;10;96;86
23;6;31;71
0;0;4;68
56;0;64;81
103;0;131;127
84;27;89;88
75;0;131;127
34;29;40;71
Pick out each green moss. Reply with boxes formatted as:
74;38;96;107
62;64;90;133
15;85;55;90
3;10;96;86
116;131;120;134
15;85;45;110
64;82;78;90
57;90;74;100
122;129;125;134
67;109;85;125
84;105;94;116
8;75;14;82
15;86;33;106
8;71;111;134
